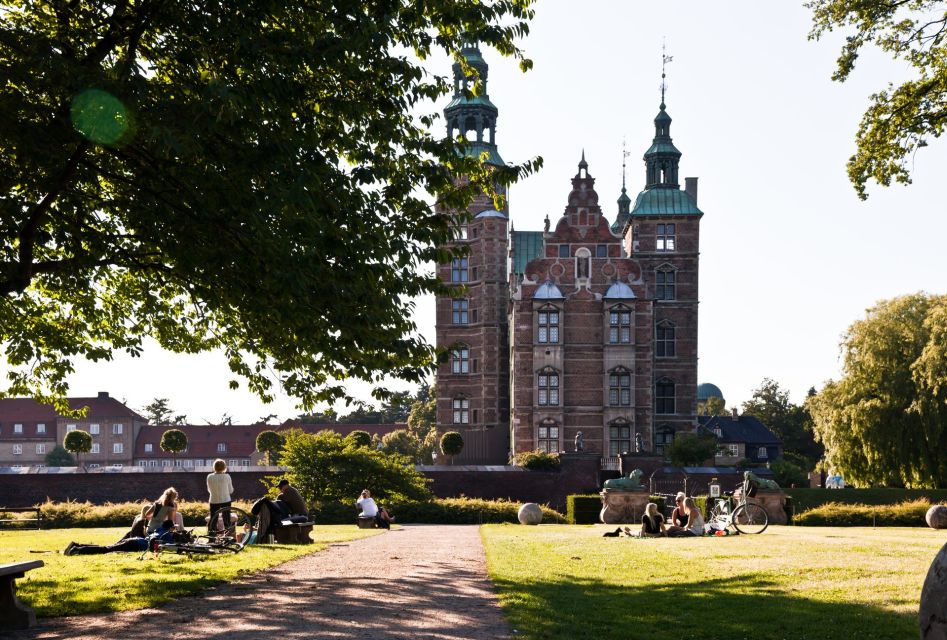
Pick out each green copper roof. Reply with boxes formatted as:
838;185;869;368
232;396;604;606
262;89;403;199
630;187;702;216
444;94;498;112
512;230;544;275
644;140;681;156
456;141;504;166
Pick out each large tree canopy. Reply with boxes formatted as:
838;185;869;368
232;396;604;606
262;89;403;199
741;378;823;468
808;0;947;198
0;1;539;411
808;293;947;487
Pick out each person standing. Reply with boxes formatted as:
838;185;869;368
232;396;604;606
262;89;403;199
207;459;234;535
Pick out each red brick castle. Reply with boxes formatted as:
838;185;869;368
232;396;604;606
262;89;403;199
436;46;702;463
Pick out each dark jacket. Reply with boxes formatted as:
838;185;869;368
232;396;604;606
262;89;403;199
276;486;308;517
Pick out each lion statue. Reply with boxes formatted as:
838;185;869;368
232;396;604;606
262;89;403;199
603;468;645;490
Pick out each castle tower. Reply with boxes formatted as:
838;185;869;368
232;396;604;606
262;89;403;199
622;96;702;455
435;45;510;463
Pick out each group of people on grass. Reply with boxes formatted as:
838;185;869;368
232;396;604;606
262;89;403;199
607;492;705;538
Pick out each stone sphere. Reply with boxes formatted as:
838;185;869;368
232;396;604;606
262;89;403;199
926;505;947;530
518;503;543;525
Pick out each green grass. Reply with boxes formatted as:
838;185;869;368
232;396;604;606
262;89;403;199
0;525;382;618
481;524;945;640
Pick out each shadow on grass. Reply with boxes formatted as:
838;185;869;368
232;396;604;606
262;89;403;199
491;572;915;640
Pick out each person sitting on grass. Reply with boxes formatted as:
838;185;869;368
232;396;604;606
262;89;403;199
145;487;178;535
357;489;395;529
666;497;704;537
117;504;151;541
639;502;666;537
670;492;687;528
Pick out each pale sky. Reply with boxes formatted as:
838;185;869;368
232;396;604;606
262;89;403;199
63;1;947;422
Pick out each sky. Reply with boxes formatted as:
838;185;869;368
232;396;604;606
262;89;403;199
63;1;947;422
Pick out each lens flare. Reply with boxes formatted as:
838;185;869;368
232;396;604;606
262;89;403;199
70;89;128;144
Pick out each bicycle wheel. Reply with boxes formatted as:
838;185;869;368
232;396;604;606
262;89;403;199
732;503;768;534
209;507;257;546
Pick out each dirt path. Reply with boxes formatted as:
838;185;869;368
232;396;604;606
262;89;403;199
11;525;510;640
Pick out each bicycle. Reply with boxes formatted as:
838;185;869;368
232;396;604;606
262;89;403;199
151;507;259;557
706;475;769;534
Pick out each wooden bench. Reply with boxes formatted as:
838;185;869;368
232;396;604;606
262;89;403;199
0;560;43;630
271;519;315;544
0;507;42;530
357;515;377;529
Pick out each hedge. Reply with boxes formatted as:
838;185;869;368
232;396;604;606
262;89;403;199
19;498;566;529
786;488;947;513
793;499;933;527
566;495;601;524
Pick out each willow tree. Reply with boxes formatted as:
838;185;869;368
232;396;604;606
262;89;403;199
808;0;947;198
808;294;947;487
0;1;539;411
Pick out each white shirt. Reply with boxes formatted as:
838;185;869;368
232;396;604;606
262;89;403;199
207;472;234;504
357;496;378;518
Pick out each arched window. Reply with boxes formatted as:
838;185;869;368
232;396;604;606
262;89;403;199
537;367;560;406
538;419;559;453
608;419;632;456
576;247;591;279
451;345;470;374
655;378;675;414
655;265;676;300
452;397;469;424
656;320;675;357
655;426;675;456
608;367;632;406
608;305;632;343
537;306;560;344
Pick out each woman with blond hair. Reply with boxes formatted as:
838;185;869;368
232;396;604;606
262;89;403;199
145;487;178;534
207;458;234;535
667;497;704;537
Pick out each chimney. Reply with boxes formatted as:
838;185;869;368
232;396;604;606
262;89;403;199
731;407;738;420
685;177;698;205
97;391;110;399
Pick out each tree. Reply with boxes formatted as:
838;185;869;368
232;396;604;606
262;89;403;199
808;0;947;198
278;429;431;504
697;396;726;416
142;398;186;426
439;431;464;465
160;428;188;465
808;293;947;487
44;444;75;467
742;378;823;468
297;409;339;424
665;433;717;468
0;2;540;411
63;430;92;471
256;430;285;466
381;428;437;464
345;430;372;449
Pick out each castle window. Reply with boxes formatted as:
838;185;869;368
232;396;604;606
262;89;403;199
657;223;676;251
538;420;559;453
609;305;632;343
576;248;591;279
458;224;468;240
13;423;22;434
113;442;124;454
36;443;46;455
91;443;100;454
537;308;560;344
451;346;470;374
452;397;469;424
472;266;478;281
609;368;632;406
758;446;768;459
656;267;676;300
12;444;21;455
537;368;560;406
452;299;469;324
655;426;675;456
113;423;123;435
144;443;154;453
37;423;46;434
89;423;100;435
558;244;569;258
656;321;676;357
596;244;608;258
655;378;676;414
609;421;632;456
451;258;468;283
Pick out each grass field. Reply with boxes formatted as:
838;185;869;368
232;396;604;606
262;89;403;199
481;524;946;640
0;525;382;618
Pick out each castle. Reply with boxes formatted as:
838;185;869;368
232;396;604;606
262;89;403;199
435;46;702;464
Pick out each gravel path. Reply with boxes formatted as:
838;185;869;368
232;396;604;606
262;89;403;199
10;525;510;640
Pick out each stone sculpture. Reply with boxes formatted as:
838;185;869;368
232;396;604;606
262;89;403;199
574;431;584;452
517;503;543;525
745;470;780;490
603;468;645;491
927;505;947;530
920;541;947;639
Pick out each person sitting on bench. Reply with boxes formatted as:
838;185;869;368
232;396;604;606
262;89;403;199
251;479;310;539
357;489;395;529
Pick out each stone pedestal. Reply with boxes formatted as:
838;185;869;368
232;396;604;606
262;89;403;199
599;489;650;525
736;488;788;525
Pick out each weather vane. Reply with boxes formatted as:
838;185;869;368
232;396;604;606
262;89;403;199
661;38;673;105
621;138;630;191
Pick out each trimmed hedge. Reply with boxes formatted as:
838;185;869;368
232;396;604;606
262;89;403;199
513;450;561;472
567;495;602;524
24;500;252;529
793;499;933;527
786;488;947;513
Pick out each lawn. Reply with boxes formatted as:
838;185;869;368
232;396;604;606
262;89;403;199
0;525;382;618
481;524;946;640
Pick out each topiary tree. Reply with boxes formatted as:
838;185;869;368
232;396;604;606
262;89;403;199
256;429;285;465
44;444;75;467
160;428;188;466
63;430;92;471
439;431;464;465
345;430;372;448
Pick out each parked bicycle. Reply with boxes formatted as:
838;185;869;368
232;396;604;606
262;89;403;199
706;474;769;534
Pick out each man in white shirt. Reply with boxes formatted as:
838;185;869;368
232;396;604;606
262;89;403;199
357;489;379;518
